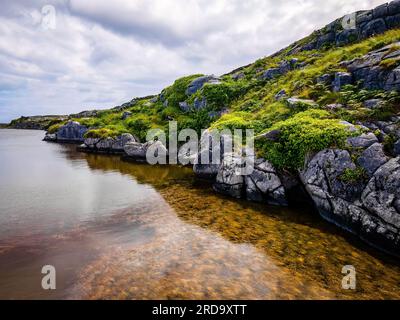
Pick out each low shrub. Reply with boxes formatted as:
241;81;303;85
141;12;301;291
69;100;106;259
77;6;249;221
257;109;355;170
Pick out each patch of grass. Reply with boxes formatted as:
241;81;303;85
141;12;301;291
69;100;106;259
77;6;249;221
379;58;400;69
47;123;63;134
161;74;203;109
339;167;368;184
256;110;356;170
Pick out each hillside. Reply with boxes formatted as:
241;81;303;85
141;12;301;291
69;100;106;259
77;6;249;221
16;2;396;169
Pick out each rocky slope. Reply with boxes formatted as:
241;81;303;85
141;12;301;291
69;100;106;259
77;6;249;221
8;115;68;130
12;1;400;257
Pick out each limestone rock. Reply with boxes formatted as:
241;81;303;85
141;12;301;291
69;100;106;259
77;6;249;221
186;75;221;96
193;130;233;179
213;153;244;199
245;159;288;206
56;121;87;142
84;133;135;153
357;143;389;176
333;72;353;92
347;133;378;148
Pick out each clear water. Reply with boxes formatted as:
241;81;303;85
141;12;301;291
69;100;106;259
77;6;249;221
0;129;399;300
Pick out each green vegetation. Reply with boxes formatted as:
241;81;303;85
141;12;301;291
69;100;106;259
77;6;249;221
256;110;356;170
340;167;368;184
47;123;63;134
44;28;400;169
161;74;203;109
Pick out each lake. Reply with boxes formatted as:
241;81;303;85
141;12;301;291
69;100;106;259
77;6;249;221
0;129;399;299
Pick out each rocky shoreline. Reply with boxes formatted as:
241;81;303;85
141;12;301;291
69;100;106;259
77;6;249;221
40;119;400;258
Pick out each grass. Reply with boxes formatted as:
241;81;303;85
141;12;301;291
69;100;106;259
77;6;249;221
47;28;400;170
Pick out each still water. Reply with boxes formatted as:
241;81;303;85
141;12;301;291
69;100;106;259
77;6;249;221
0;129;399;299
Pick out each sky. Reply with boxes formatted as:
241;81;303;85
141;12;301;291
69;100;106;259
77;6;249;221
0;0;387;122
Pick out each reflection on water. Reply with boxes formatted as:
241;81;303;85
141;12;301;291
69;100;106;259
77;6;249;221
0;129;399;300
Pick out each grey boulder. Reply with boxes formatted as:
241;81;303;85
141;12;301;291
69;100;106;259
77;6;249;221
84;133;135;152
186;75;220;96
245;159;288;206
213;153;245;199
56;121;87;142
357;143;389;176
347;132;378;148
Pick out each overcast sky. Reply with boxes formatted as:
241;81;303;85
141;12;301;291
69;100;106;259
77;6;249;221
0;0;387;122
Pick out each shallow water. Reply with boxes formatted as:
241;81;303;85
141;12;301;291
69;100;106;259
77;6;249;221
0;129;399;299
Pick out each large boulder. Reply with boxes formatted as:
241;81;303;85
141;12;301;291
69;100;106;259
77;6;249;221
84;133;135;153
186;75;221;96
213;153;245;199
56;121;87;142
344;42;400;91
193;130;233;179
245;159;288;206
346;132;378;148
357;143;389;176
124;140;168;162
361;157;400;253
300;148;399;257
124;141;148;159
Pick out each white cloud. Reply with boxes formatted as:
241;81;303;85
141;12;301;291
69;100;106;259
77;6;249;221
0;0;387;122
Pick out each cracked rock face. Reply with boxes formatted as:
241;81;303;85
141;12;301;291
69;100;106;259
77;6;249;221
346;133;378;149
186;75;221;96
344;42;400;91
291;1;400;52
362;157;400;228
213;153;245;199
56;121;87;142
124;140;167;161
84;133;135;152
245;159;288;206
193;130;233;179
301;148;400;257
357;143;389;176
